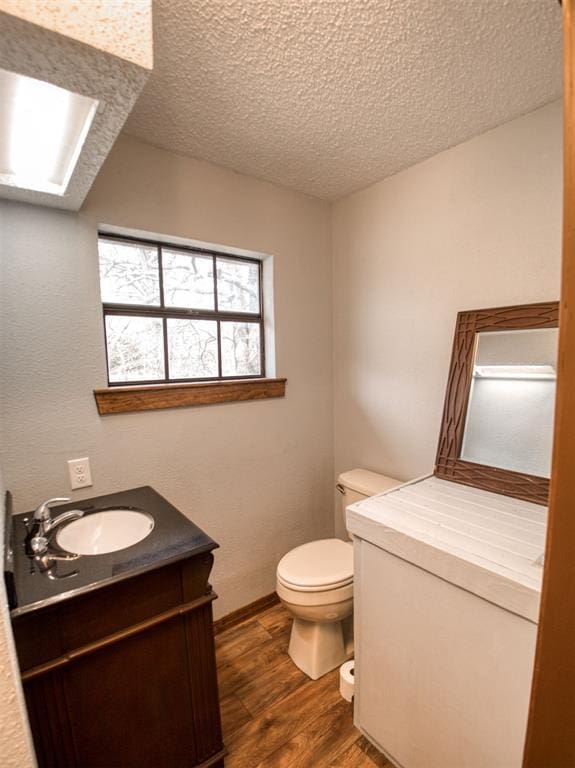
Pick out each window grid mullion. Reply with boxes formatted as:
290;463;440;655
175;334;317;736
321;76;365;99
259;319;266;379
100;235;264;386
259;259;265;377
102;305;261;323
158;244;166;308
158;246;170;380
162;317;170;381
213;254;218;312
213;255;223;377
217;320;223;378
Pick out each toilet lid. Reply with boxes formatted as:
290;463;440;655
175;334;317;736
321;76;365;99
277;539;353;590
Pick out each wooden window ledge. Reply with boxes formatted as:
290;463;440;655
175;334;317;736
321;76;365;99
94;378;286;415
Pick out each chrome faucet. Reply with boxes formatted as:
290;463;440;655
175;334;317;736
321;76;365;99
30;497;84;555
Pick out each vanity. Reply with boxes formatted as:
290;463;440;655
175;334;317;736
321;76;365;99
6;486;224;768
348;301;557;768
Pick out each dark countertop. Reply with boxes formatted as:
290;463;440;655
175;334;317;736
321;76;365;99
7;486;217;618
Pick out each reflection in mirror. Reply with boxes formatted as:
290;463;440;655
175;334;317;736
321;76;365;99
460;328;558;477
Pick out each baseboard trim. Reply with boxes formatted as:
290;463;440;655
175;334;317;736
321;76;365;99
213;592;280;635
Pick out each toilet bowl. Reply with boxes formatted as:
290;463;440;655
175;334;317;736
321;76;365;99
277;539;354;680
276;469;401;680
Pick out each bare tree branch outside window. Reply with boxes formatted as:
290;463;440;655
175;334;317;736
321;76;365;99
98;235;264;385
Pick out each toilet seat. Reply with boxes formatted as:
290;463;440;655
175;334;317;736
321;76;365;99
277;573;353;592
277;539;353;592
277;579;354;607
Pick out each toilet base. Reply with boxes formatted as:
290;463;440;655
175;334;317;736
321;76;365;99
288;615;354;680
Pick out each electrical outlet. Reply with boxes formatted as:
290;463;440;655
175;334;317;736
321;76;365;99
67;457;93;490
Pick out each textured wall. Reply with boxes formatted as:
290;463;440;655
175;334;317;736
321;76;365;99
332;100;562;536
0;135;334;618
0;471;35;767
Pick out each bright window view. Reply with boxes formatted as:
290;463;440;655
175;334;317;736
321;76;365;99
98;235;263;384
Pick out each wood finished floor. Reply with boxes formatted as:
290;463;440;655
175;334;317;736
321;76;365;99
215;603;389;768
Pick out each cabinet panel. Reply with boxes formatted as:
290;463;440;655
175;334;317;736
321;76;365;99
13;607;62;671
58;563;184;651
355;540;537;768
24;673;76;768
64;618;196;767
184;603;222;763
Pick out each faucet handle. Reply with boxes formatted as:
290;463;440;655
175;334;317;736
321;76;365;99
34;497;71;521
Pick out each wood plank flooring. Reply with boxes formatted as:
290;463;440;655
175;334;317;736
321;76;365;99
215;603;389;767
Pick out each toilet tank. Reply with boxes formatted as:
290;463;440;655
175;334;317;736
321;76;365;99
337;469;402;537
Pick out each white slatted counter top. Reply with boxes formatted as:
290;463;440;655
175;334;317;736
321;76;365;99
347;475;547;622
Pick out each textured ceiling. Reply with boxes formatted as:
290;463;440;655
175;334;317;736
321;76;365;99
0;0;153;68
125;0;562;201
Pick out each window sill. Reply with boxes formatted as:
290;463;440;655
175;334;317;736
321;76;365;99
94;378;287;415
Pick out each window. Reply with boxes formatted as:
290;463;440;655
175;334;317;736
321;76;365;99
98;234;264;385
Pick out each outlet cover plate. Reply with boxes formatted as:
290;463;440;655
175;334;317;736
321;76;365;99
67;457;93;490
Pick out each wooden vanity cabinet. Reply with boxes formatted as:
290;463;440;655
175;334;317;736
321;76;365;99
12;552;225;768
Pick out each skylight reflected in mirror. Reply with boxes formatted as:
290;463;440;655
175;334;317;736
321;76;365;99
461;328;559;477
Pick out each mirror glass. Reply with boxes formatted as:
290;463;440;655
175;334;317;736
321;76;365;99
460;328;558;478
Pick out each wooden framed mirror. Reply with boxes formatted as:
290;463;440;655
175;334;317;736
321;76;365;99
435;301;559;504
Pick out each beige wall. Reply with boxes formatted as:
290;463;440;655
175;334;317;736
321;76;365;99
0;134;334;618
0;101;562;758
332;100;562;535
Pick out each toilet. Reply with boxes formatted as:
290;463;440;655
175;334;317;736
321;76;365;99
276;468;402;680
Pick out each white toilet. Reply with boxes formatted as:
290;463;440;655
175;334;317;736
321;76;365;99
276;468;401;680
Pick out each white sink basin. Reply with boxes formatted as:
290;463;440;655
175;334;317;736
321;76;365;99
56;509;154;556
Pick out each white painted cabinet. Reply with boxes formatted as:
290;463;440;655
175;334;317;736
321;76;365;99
347;476;546;768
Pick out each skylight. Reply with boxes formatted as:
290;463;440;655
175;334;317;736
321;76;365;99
0;69;98;196
473;365;556;380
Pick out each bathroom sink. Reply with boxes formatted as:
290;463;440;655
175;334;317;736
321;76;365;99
56;508;154;556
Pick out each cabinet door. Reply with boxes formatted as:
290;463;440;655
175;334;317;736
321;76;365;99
355;540;537;768
63;617;199;767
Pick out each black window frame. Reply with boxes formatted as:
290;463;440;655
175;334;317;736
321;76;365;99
99;233;265;386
